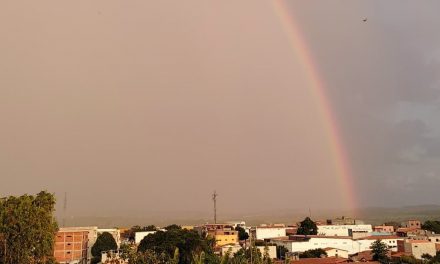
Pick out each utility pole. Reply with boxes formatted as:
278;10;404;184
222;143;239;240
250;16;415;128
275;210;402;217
63;192;67;227
212;191;218;224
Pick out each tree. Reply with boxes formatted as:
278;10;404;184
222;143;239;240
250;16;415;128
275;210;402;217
124;225;158;242
137;228;214;264
164;224;181;231
0;191;58;264
276;245;289;260
299;249;327;258
235;226;249;241
297;217;318;236
422;221;440;234
421;253;433;261
370;240;389;263
91;232;118;264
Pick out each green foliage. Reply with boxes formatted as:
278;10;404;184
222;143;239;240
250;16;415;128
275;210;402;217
299;249;327;258
91;232;118;262
0;191;58;264
235;227;249;241
137;228;214;264
125;225;158;242
164;224;182;231
370;240;389;263
422;221;440;234
297;217;318;236
276;245;289;260
396;255;422;264
192;251;205;264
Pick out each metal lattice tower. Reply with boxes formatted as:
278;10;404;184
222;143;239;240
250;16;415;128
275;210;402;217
212;191;218;224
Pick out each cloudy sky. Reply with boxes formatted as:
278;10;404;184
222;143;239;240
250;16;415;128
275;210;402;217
1;0;439;218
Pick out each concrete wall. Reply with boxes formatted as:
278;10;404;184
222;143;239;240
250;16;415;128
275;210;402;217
257;246;277;259
325;248;349;259
317;225;373;237
135;231;156;244
255;227;287;240
272;236;402;255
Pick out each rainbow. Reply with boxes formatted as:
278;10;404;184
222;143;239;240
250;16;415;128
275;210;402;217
272;0;358;212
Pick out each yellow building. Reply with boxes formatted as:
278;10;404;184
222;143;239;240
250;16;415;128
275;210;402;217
212;230;238;247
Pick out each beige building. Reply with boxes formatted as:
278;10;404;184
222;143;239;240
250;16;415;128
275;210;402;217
401;220;421;229
398;240;437;259
256;245;277;259
323;248;349;259
374;225;394;233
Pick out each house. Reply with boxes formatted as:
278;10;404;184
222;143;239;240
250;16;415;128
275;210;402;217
401;220;421;229
397;240;437;259
213;230;239;246
323;248;349;259
396;227;424;237
373;225;394;233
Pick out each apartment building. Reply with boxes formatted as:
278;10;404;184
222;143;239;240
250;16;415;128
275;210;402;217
54;229;89;264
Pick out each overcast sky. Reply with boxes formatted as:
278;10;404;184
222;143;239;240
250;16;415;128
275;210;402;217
1;0;439;218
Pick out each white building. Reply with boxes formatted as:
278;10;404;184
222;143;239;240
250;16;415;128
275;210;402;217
135;231;157;244
317;225;372;237
271;235;403;255
254;226;287;240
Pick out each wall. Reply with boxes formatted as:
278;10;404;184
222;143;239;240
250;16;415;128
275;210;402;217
272;236;403;255
255;227;287;240
257;245;277;259
325;248;349;259
317;225;372;237
135;231;156;244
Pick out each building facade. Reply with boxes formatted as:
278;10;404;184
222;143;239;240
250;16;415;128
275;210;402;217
254;226;287;240
54;229;89;264
398;240;437;259
317;225;372;237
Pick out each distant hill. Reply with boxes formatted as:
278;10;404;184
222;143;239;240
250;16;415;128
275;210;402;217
57;205;440;228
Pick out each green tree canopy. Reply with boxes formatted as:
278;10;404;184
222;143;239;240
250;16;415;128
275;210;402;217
235;226;249;241
92;232;118;264
137;228;214;264
370;240;389;263
0;191;58;264
422;220;440;234
297;217;318;236
299;249;327;258
276;245;289;260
